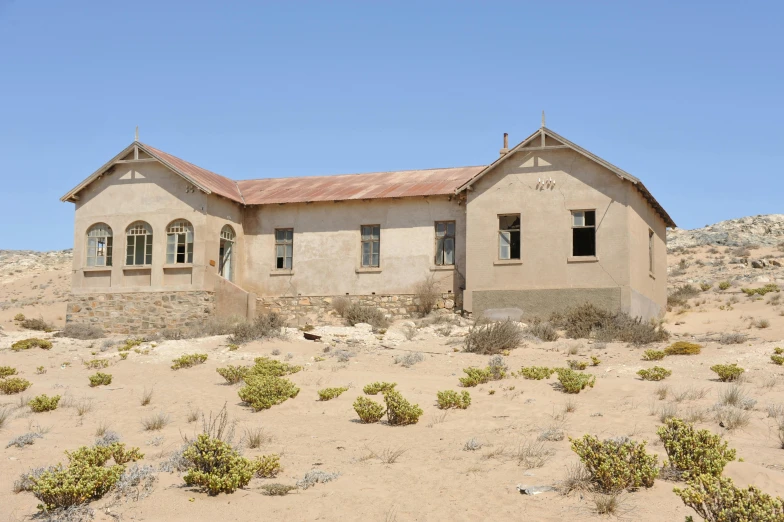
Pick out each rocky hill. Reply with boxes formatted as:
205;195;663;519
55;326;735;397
667;214;784;250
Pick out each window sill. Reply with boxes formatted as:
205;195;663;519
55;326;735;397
493;260;522;265
270;269;294;276
82;266;112;272
163;264;193;269
430;265;455;271
123;265;152;271
355;267;382;273
567;256;599;263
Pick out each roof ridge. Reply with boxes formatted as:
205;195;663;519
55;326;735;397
236;165;487;184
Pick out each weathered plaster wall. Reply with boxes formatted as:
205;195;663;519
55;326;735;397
627;185;668;316
472;287;621;320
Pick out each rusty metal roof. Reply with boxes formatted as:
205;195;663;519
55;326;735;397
237;166;485;205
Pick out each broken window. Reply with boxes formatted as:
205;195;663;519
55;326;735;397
498;215;521;260
166;220;194;264
435;221;455;266
126;222;153;266
275;228;293;269
361;225;380;268
649;229;654;273
86;223;112;267
571;210;596;257
219;225;236;281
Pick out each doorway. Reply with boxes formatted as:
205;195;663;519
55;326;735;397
219;225;235;282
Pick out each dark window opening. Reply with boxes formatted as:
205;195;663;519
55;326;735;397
499;215;521;260
572;210;596;257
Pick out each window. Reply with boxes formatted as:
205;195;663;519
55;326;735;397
361;225;380;267
219;225;236;281
166;220;194;264
275;228;293;269
126;222;153;266
648;229;654;273
86;224;112;267
435;221;455;266
571;210;596;257
498;215;521;260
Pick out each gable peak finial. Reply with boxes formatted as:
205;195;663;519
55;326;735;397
541;111;545;128
135;126;139;142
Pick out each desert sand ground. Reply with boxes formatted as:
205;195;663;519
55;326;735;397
1;243;783;522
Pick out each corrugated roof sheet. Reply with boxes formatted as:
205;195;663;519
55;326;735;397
236;166;485;205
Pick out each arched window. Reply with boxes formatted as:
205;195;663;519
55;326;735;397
166;220;194;264
126;221;153;266
220;225;236;242
86;223;112;267
219;225;236;281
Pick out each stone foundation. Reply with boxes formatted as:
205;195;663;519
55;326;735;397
257;293;459;325
66;291;215;335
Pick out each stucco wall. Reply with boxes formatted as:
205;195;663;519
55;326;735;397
627;186;668;316
242;197;465;300
464;148;633;315
473;287;622;320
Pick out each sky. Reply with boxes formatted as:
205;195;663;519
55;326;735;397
0;1;782;250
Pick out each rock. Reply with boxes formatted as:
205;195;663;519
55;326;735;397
751;259;767;268
667;214;784;250
772;260;782;267
517;485;556;495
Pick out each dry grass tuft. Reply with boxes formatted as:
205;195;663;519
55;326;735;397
140;387;153;406
142;412;170;431
515;439;554;469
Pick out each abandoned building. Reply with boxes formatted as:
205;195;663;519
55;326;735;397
60;126;675;334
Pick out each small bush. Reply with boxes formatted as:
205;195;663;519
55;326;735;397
642;349;666;361
248;357;302;377
331;297;351;317
436;390;471;410
464;319;525;354
459;367;493;387
238;375;299;411
741;283;780;296
86;372;112;387
718;280;731;291
555;368;595;394
710;363;745;382
664;341;702;356
657;418;736;477
719;332;747;345
383;390;423;426
20;317;55;332
668;285;700;307
637;366;672;381
590;356;601;366
353;396;385;423
772;355;784;366
394;352;425;367
550;302;668;345
700;282;712;292
216;365;250;384
171;353;208;370
568;360;588;370
674;474;784;521
414;276;440;316
29;394;61;412
56;323;105;340
524;320;560;342
318;387;348;401
363;381;396;395
229;312;286;344
183;434;258;495
254;454;282;478
297;469;340;489
774;347;783;355
0;366;17;378
519;366;555;380
343;304;388;330
0;377;32;394
14;313;25;321
141;413;170;431
11;338;53;351
570;435;659;493
260;483;297;496
714;405;751;430
7;432;43;448
84;359;110;370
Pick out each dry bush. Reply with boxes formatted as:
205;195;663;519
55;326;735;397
524;320;559;342
714;406;751;430
142;413;170;431
140;388;153;406
366;445;408;464
331;297;351;317
464;319;524;354
718;385;756;410
515;439;554;469
560;462;592;495
242;427;271;449
719;332;747;345
0;407;10;430
550;303;668;345
414;276;440;316
394;352;425;367
229;313;285;344
20;317;54;332
668;285;700;307
593;493;622;515
343;304;388;330
55;323;105;340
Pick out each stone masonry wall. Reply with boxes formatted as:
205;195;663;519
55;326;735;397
257;293;459;325
66;291;215;335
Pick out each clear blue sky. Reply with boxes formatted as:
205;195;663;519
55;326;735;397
1;1;781;250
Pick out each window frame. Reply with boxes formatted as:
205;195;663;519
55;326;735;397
360;224;381;268
166;219;194;265
274;228;293;270
648;228;654;274
570;210;596;258
125;222;153;266
498;214;521;261
86;223;113;268
434;221;456;266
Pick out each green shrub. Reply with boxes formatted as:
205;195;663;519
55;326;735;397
700;282;712;292
549;302;668;345
741;283;780;296
119;353;128;360
353;396;385;423
436;390;471;410
20;317;55;332
459;367;493;387
254;454;282;478
383;390;423;425
11;338;52;351
774;347;783;355
555;368;595;394
171;353;208;370
0;377;32;394
637;366;672;381
216;365;250;384
771;355;784;366
248;357;301;377
673;474;784;521
183;434;258;495
260;483;297;496
642;349;666;361
519;366;555;380
717;280;731;291
657;418;736;477
118;338;143;352
568;360;588;370
89;372;112;387
318;387;349;401
664;341;702;356
238;374;299;411
710;363;745;382
464;319;525;354
14;313;25;321
590;356;601;366
84;359;110;370
570;435;659;493
29;394;61;412
0;366;17;378
229;312;286;344
343;304;388;330
363;381;396;395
